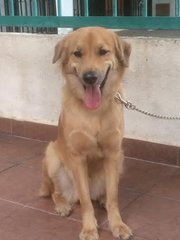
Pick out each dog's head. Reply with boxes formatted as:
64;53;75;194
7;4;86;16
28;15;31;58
53;27;131;109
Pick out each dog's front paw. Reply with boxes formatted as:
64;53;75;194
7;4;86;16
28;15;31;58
111;222;133;240
55;202;72;217
79;228;99;240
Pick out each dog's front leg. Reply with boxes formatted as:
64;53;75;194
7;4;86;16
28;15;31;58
71;156;98;240
103;151;132;240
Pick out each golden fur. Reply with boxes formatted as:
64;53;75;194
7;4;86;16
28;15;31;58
39;27;132;240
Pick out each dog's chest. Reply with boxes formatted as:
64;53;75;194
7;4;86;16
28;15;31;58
68;126;122;158
64;106;123;156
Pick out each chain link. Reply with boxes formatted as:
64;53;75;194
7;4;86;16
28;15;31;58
114;91;180;120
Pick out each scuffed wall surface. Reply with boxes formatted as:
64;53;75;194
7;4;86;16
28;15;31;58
124;37;180;146
0;33;179;146
0;33;63;125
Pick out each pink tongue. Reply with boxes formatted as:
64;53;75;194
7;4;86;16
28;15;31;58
84;85;101;109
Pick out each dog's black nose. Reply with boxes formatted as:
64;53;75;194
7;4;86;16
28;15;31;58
83;71;98;85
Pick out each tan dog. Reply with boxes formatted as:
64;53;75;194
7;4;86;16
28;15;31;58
39;27;132;240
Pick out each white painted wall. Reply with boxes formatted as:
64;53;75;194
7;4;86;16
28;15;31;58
124;37;180;147
0;33;62;125
0;33;180;146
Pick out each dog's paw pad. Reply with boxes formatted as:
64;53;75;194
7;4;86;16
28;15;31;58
55;203;72;217
79;228;99;240
111;222;133;240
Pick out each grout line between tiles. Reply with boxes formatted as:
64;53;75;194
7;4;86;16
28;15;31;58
120;186;180;203
23;204;82;223
3;132;50;143
99;191;145;229
0;132;49;144
99;219;108;229
132;233;153;240
100;184;180;229
20;153;43;164
23;205;61;216
0;153;43;174
125;156;180;168
0;197;25;207
0;162;22;174
144;192;180;203
0;197;81;223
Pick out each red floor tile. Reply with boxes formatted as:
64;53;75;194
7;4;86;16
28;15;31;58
0;134;180;240
150;167;180;200
0;134;46;172
122;194;180;240
121;158;175;193
0;156;42;204
0;207;81;240
29;188;141;227
0;199;23;221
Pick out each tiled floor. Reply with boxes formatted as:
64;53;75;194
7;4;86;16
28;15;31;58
0;134;179;240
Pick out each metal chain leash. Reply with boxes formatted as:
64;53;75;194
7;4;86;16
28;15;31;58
114;91;180;120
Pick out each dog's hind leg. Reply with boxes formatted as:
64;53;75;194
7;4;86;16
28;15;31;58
39;142;72;217
51;177;72;217
39;161;53;197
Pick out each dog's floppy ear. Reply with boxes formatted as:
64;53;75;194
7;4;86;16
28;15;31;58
115;36;131;67
52;40;62;64
52;35;69;64
52;39;65;64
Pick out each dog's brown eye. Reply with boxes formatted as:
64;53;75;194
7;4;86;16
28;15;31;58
99;48;108;56
73;50;82;58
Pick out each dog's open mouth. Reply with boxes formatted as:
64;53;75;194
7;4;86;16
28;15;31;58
84;66;110;110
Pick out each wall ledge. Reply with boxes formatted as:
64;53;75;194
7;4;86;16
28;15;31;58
0;117;179;167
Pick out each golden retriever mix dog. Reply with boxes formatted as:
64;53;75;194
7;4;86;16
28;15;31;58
39;27;132;240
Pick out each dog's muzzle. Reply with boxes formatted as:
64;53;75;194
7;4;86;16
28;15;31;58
83;71;98;85
82;66;111;88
